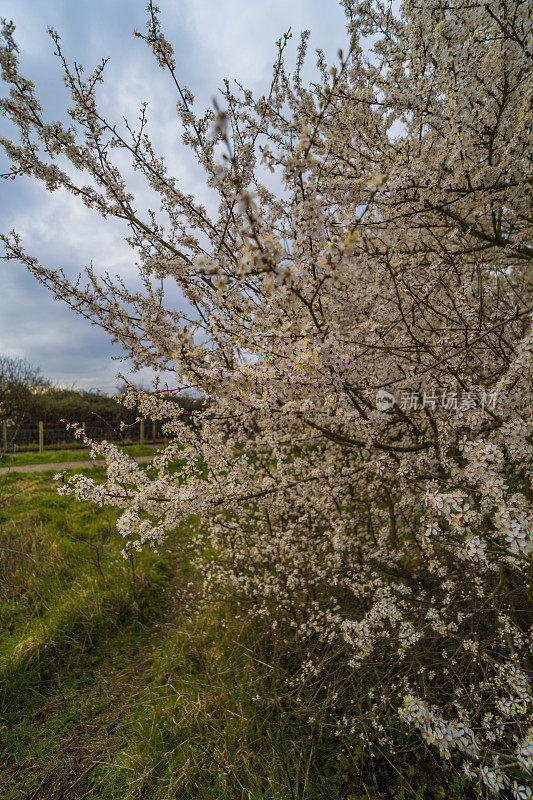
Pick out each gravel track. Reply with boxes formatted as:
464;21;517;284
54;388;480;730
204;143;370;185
0;455;154;475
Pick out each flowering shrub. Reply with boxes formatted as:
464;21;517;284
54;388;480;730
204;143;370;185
1;0;532;794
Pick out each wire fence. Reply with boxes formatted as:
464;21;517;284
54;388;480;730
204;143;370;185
1;420;167;453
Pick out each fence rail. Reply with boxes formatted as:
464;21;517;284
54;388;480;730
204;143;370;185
1;420;166;453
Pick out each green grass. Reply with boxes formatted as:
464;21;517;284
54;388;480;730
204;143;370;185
0;443;162;467
0;470;475;799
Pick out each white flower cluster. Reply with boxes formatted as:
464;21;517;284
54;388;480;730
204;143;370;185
400;695;479;758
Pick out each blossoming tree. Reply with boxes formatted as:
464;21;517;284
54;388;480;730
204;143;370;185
1;0;531;794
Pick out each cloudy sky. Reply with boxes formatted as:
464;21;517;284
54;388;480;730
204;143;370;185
0;0;348;393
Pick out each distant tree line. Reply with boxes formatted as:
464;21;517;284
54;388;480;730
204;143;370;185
0;355;201;426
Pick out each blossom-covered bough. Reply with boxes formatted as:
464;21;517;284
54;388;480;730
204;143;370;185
1;0;532;794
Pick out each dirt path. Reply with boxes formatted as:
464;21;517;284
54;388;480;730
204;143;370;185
0;516;189;800
0;455;154;475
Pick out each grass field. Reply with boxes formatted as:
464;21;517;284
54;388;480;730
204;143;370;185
0;443;161;468
0;461;474;799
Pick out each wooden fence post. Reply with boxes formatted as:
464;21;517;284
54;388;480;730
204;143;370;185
152;420;156;442
39;421;44;453
140;419;145;445
2;420;7;452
